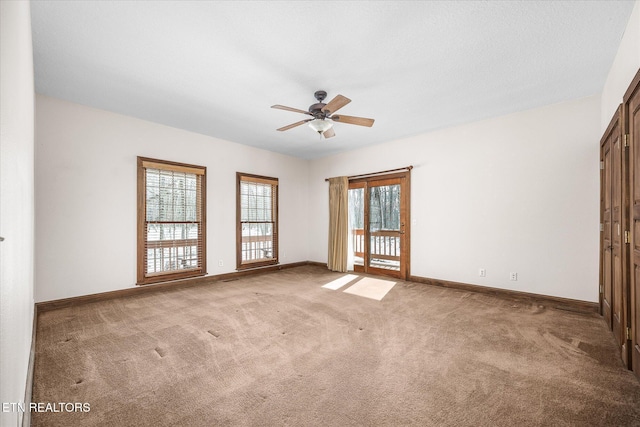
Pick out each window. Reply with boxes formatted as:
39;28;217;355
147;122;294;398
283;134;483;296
237;173;278;269
137;157;206;285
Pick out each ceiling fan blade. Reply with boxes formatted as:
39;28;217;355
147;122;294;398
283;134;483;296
271;105;312;116
331;115;375;127
277;119;311;131
323;127;336;139
322;95;351;115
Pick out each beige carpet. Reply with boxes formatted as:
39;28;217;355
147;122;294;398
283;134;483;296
32;266;640;426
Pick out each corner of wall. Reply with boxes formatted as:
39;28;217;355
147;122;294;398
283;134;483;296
601;0;640;129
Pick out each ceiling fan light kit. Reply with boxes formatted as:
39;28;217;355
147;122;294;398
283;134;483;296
308;118;333;134
272;90;374;139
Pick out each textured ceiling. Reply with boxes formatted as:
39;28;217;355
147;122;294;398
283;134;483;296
30;1;635;159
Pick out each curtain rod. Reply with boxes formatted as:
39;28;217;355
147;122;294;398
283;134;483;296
325;165;413;182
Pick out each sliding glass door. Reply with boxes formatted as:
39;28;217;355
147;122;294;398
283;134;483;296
348;172;410;279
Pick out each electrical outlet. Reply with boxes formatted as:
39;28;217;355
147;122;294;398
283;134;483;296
479;268;486;277
218;260;223;267
510;272;518;281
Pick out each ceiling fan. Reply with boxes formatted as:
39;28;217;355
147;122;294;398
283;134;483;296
271;90;375;139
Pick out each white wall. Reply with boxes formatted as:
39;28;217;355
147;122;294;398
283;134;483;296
34;2;639;307
0;1;35;426
308;96;601;302
602;0;640;129
35;95;309;302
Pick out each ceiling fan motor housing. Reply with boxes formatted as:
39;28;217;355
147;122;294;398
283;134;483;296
309;103;327;118
309;90;329;118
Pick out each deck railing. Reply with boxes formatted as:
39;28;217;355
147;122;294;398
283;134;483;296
352;228;400;264
241;234;273;261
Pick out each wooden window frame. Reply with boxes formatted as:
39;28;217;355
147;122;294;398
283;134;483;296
236;172;279;270
137;157;207;285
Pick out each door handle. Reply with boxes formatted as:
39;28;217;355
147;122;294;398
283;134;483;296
0;237;4;242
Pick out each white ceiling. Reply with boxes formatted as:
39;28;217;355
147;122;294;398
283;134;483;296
30;1;635;160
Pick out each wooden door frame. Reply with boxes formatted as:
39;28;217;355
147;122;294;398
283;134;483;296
625;68;640;378
600;132;607;317
349;171;411;280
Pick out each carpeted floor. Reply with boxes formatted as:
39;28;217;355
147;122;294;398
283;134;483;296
32;266;640;426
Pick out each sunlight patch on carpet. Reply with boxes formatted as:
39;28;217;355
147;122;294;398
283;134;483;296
321;274;360;290
343;277;396;301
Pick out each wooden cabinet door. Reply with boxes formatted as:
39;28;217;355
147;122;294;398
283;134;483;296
601;105;628;366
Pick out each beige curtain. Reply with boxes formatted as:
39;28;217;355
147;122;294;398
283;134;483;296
328;176;349;272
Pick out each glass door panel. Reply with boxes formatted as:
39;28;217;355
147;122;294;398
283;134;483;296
368;183;401;272
348;186;365;268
